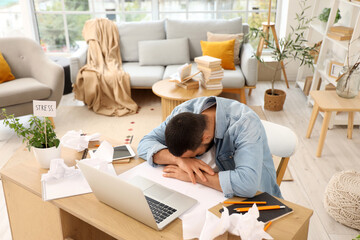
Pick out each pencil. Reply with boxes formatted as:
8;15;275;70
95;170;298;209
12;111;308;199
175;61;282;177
112;158;130;164
235;205;285;212
223;201;267;205
264;221;272;231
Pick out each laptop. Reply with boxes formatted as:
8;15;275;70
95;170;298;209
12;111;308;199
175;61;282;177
77;161;197;230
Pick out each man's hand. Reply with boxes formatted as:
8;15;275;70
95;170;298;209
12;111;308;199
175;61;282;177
163;165;222;192
175;157;215;184
163;165;191;182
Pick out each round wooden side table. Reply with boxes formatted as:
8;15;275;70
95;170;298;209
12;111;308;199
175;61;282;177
152;79;222;121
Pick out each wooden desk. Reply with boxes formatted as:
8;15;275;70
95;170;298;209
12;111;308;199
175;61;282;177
306;91;360;157
152;79;222;121
1;146;313;240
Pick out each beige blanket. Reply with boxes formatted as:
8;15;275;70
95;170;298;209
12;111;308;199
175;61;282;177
73;18;138;116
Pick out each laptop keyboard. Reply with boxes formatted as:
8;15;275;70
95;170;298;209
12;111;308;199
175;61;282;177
145;196;177;224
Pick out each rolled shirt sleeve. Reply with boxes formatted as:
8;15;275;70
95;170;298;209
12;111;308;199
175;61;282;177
137;120;168;167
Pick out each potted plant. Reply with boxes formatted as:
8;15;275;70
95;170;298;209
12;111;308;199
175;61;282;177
1;109;60;169
319;8;341;29
248;0;317;111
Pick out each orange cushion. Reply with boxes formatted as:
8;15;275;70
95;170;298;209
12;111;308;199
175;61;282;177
0;52;15;84
200;39;235;70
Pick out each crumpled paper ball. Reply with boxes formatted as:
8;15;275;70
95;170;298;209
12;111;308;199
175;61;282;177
60;130;100;152
199;205;273;240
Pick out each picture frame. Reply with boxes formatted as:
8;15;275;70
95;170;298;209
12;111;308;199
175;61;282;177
328;61;344;78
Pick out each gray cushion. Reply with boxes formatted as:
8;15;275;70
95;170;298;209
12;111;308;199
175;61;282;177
122;62;165;88
166;18;243;60
164;62;245;88
138;38;190;66
0;78;52;107
118;20;166;62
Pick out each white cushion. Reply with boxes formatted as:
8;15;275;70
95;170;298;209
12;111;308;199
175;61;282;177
166;18;243;60
138;38;190;66
261;120;298;158
122;62;164;88
0;78;52;107
118;20;165;62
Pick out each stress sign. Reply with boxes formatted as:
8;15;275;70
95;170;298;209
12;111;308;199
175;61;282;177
33;100;56;117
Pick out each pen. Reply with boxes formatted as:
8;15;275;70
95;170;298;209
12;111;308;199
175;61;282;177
264;221;272;231
223;201;267;205
129;135;133;144
235;205;285;212
81;148;88;159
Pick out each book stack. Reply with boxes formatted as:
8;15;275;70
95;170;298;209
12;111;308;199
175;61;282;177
194;56;224;90
169;63;200;89
327;26;354;41
176;79;199;89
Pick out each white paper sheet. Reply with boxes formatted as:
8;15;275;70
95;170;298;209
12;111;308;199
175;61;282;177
42;170;92;201
117;162;226;239
41;141;116;201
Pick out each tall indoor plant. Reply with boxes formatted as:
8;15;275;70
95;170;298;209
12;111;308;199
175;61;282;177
249;0;317;111
1;109;60;168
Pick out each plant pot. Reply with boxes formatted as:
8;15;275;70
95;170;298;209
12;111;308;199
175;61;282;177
33;146;62;169
336;66;360;99
264;89;286;111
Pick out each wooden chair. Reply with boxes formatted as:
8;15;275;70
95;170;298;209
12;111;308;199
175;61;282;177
261;120;298;186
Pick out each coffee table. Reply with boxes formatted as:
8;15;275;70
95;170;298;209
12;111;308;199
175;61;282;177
152;79;222;121
306;90;360;157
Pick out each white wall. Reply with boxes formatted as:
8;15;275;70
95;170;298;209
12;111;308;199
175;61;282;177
278;0;315;81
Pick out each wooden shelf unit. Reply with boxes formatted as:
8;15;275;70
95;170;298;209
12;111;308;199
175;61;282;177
296;0;360;127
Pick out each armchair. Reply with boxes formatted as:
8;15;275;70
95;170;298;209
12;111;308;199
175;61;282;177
0;37;64;118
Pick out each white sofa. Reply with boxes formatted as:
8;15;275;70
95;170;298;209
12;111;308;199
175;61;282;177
74;18;258;103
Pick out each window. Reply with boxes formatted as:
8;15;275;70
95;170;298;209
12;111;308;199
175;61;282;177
0;0;23;38
32;0;277;53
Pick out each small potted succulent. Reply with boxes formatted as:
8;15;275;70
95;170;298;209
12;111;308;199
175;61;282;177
1;109;60;169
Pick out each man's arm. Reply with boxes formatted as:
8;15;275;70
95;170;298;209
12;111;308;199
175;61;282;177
154;149;215;184
163;165;221;191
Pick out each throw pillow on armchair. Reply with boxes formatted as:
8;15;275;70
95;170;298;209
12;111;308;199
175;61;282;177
0;52;15;84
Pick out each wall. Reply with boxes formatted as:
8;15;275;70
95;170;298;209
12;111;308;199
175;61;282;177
277;0;315;82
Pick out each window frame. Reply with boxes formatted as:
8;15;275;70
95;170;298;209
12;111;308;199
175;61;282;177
29;0;280;53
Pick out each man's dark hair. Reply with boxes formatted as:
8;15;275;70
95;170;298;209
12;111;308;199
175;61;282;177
165;112;207;157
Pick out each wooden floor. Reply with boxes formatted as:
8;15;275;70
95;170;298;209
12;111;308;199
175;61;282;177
0;81;359;239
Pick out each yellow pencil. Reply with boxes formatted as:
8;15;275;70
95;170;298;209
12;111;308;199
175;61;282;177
223;201;267;205
235;205;285;212
264;221;272;231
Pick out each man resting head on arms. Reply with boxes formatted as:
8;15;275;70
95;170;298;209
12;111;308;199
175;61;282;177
137;96;282;198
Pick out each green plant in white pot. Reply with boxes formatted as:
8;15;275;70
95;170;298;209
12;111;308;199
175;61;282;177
248;0;317;111
1;109;60;169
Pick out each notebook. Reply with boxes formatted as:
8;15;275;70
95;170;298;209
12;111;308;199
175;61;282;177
220;192;293;223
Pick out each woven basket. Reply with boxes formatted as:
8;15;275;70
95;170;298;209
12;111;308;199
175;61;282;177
324;170;360;230
264;89;286;111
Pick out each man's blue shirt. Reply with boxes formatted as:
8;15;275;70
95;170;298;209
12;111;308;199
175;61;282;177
137;96;282;198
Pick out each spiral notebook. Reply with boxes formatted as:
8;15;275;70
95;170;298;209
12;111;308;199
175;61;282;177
220;192;293;223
